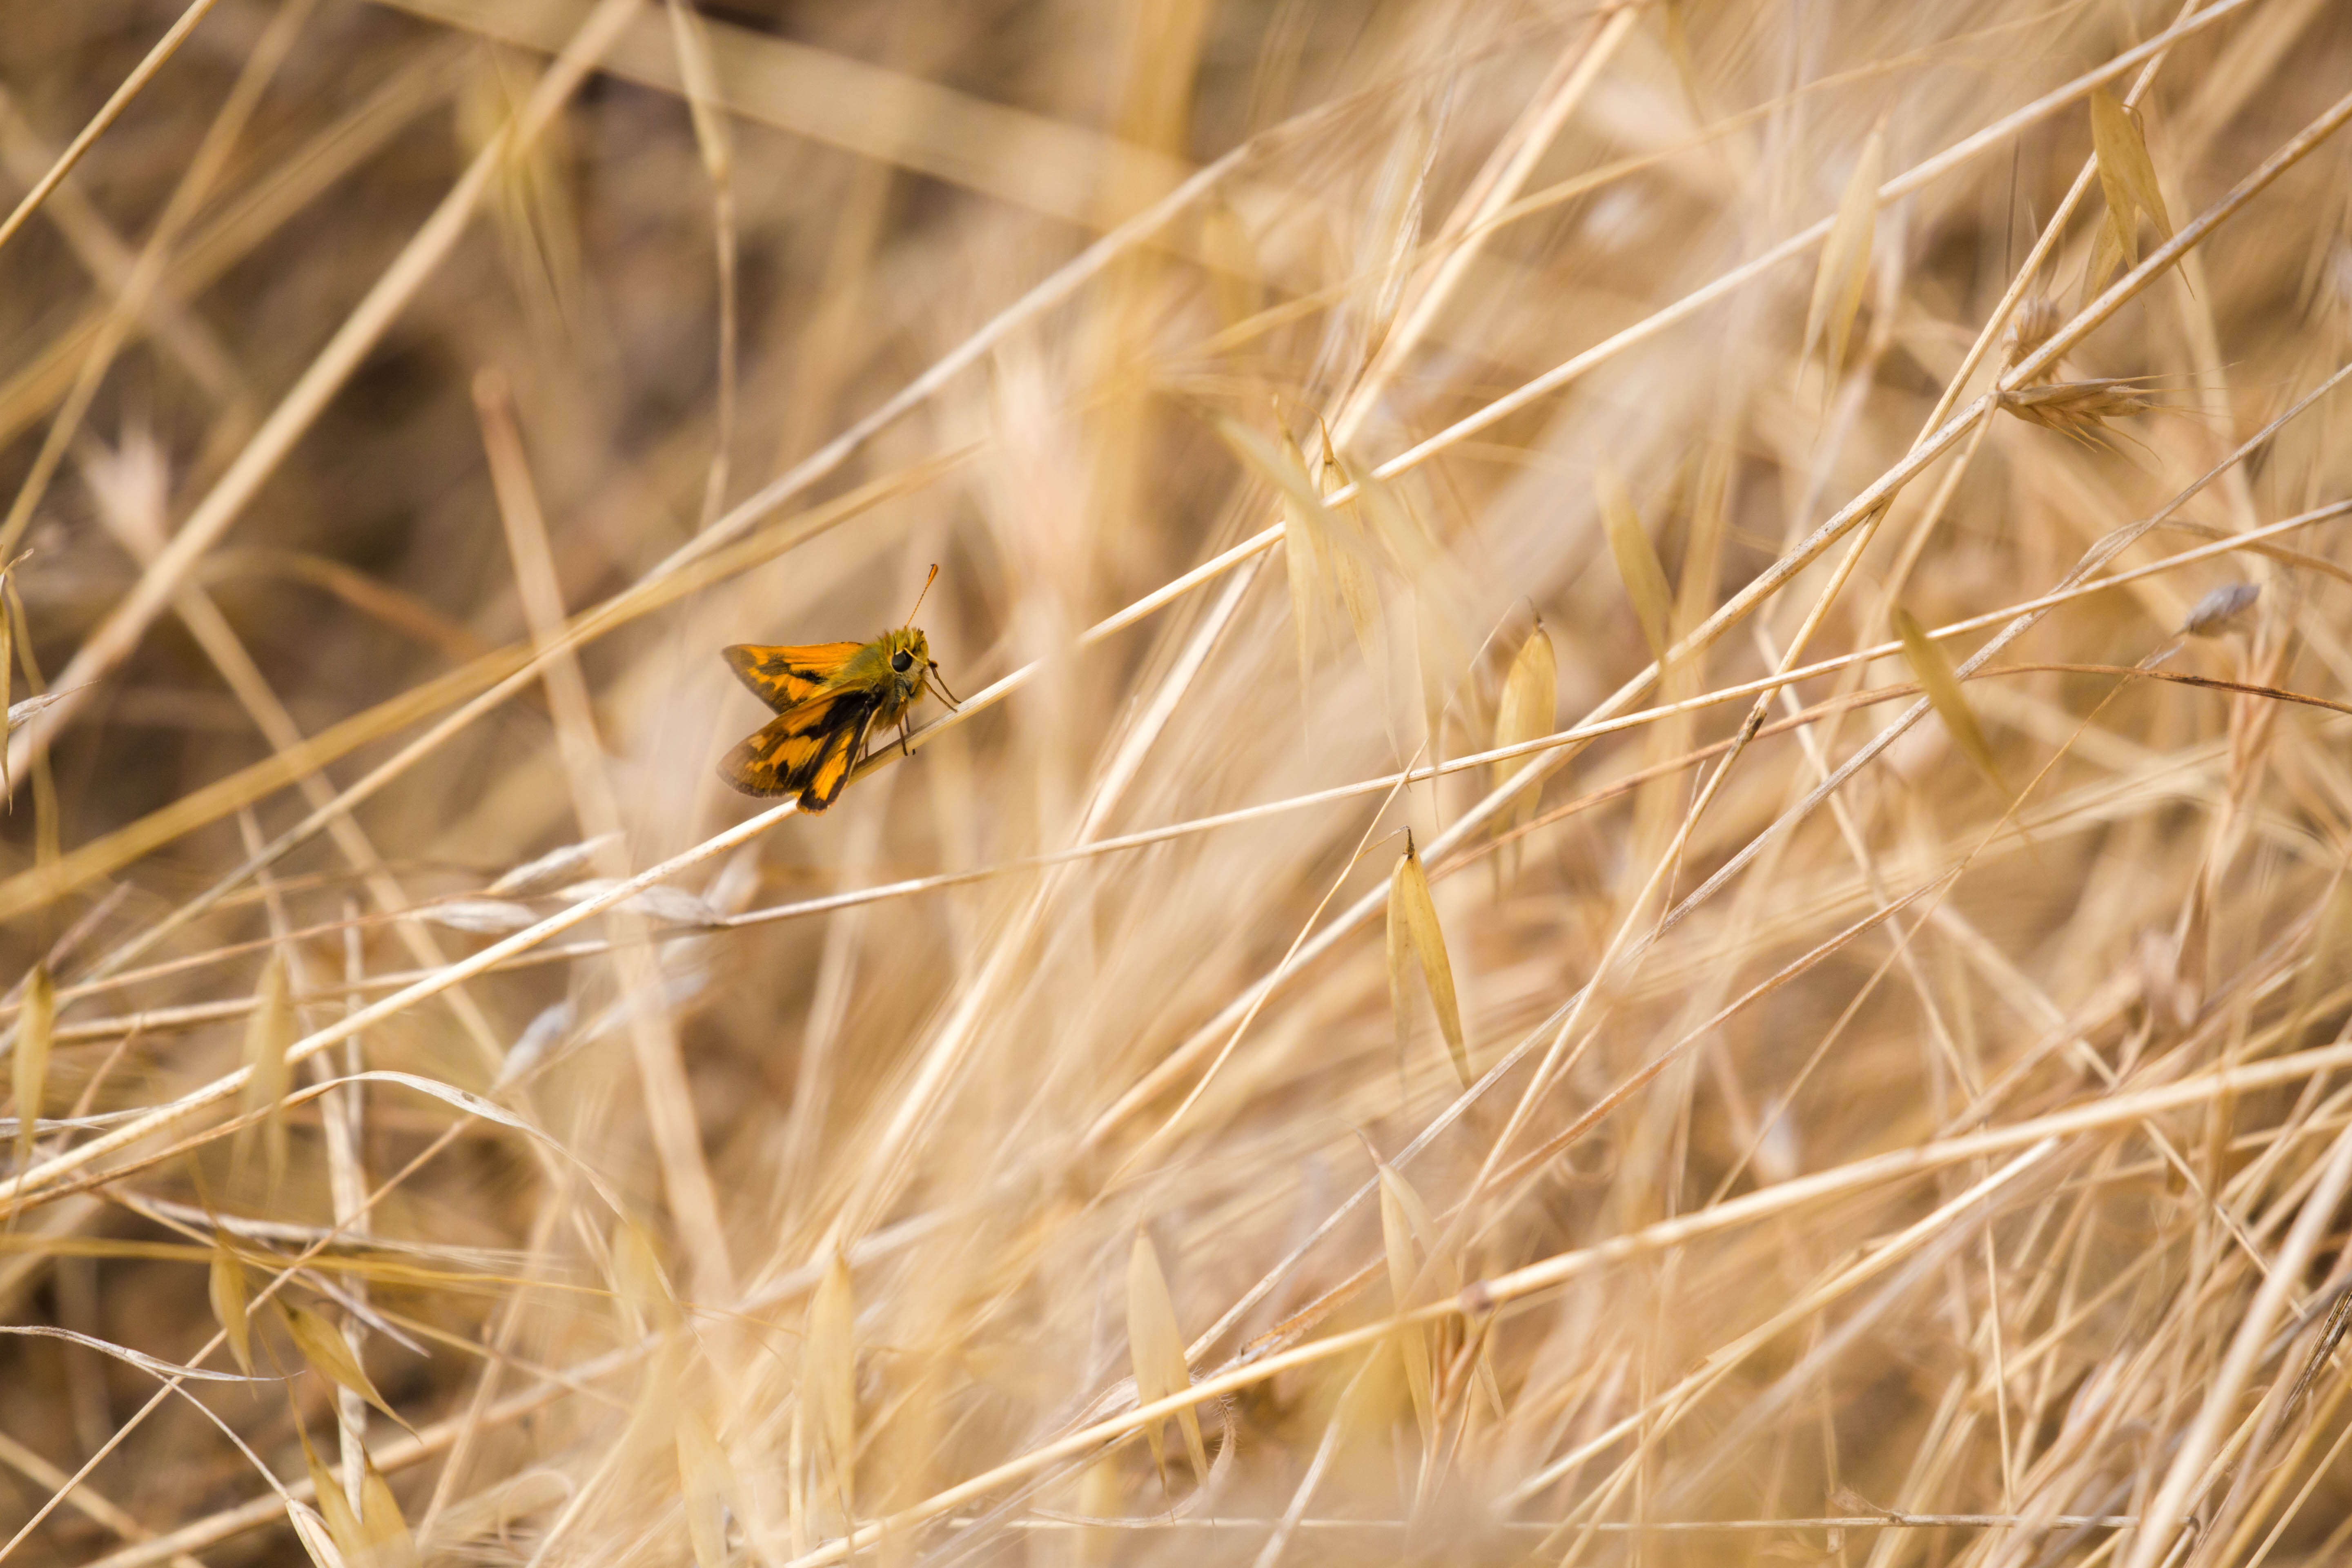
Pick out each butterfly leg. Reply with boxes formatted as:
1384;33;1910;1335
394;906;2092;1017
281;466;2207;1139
898;713;912;757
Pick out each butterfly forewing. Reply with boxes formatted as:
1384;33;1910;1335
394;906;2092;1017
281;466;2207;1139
724;642;862;713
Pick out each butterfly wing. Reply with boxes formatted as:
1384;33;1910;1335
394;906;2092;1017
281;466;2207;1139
724;642;864;713
719;690;878;811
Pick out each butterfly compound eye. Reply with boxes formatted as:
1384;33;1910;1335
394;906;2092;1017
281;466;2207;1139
891;649;914;673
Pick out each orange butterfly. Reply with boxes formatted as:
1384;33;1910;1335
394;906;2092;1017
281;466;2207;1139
717;568;959;811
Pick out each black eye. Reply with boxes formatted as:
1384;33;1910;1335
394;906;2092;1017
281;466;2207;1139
891;649;913;673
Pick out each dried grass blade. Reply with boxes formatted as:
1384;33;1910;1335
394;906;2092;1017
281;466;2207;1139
1216;416;1333;694
2;1321;262;1382
1216;417;1385;689
610;1216;677;1336
1596;466;1673;660
356;1459;419;1568
1127;1230;1209;1486
1491;621;1558;881
281;1301;405;1429
0;562;13;801
208;1241;253;1375
1307;428;1381;673
2083;209;2125;299
1376;1161;1436;1448
1891;608;2008;799
677;1410;734;1568
804;1251;857;1510
2091;88;2171;270
235;952;295;1195
1389;836;1470;1087
2289;874;2352;1042
663;0;733;185
285;1500;350;1568
1077;1457;1122;1568
1198;195;1261;330
298;1423;365;1566
12;962;51;1174
1803;126;1882;373
1350;459;1466;750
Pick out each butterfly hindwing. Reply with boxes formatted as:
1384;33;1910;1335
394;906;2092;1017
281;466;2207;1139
718;689;878;811
795;706;871;811
724;642;863;713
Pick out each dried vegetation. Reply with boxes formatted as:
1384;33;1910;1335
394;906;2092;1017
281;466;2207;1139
4;0;2352;1565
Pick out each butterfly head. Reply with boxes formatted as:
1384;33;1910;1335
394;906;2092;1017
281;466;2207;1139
876;626;955;708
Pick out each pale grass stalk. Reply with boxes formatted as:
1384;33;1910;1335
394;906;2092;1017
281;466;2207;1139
0;43;463;451
1;0;642;791
1545;11;2332;1102
12;6;2352;1561
0;795;798;1213
1337;3;1638;441
0;98;241;410
78;439;514;1075
26;545;2352;1052
782;1037;2352;1566
0;0;313;563
1098;85;2352;1165
0;0;227;261
83;1197;977;1568
2124;1121;2352;1568
0;1429;201;1568
0;0;2267;971
475;368;733;1295
327;902;371;1506
19;0;2243;902
0;1112;475;1564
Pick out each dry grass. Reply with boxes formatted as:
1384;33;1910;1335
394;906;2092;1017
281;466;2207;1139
3;1;2352;1564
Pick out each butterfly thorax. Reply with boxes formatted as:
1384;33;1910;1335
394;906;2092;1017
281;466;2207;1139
820;627;931;722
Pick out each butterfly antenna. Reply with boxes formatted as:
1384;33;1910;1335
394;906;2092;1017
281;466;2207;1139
903;563;940;627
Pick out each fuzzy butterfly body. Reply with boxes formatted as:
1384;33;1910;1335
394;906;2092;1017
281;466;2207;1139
718;623;954;811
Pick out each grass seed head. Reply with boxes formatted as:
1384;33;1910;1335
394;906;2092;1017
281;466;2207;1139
232;952;295;1198
1491;621;1558;885
208;1243;253;1375
1891;607;2008;800
1802;125;1884;375
1998;377;2160;443
356;1460;421;1568
1126;1230;1209;1488
1596;465;1673;661
804;1250;858;1510
1388;834;1470;1088
280;1301;405;1429
297;1422;365;1566
2003;294;2066;374
1376;1160;1439;1448
2090;87;2173;272
2181;580;2260;638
